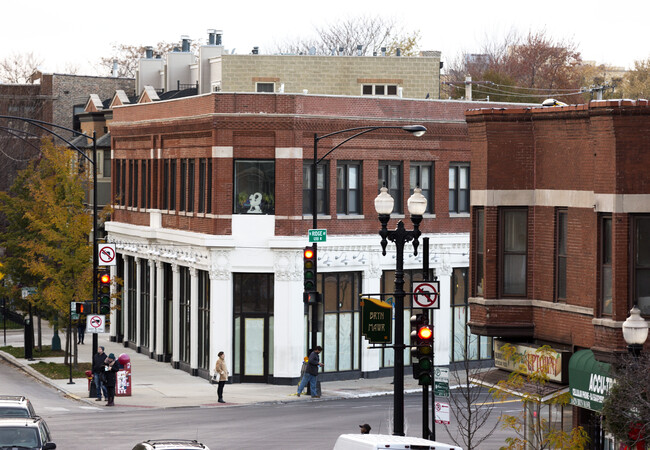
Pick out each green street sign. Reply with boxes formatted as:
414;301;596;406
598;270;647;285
308;229;327;243
361;297;392;344
434;367;450;397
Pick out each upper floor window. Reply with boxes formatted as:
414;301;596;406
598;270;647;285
378;162;402;214
180;159;187;211
187;159;195;213
140;160;148;209
601;215;612;315
449;163;470;214
410;162;434;214
256;82;274;93
632;216;650;315
475;207;485;297
555;209;567;301
337;162;361;215
101;149;111;178
303;162;328;215
362;84;398;96
234;160;275;214
169;160;176;211
500;208;527;297
198;158;212;214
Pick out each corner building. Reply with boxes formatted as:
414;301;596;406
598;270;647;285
106;92;509;385
466;100;650;448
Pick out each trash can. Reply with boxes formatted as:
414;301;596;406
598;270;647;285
116;353;131;397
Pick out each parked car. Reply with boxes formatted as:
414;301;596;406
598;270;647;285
0;416;56;449
132;439;209;450
0;395;37;418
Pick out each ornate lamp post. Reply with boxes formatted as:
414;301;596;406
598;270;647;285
622;305;649;358
374;185;427;436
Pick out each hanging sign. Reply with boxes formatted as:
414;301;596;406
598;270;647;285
360;297;392;344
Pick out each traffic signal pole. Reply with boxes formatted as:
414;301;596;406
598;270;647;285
92;133;98;358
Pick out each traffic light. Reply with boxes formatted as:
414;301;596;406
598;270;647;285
410;313;433;385
74;302;87;314
99;270;111;314
303;246;317;293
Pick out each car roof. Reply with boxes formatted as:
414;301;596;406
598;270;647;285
0;417;43;426
0;396;27;401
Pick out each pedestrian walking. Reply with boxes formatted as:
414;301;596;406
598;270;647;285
296;346;324;398
103;353;120;406
76;316;85;344
92;346;108;401
359;423;371;434
214;351;228;403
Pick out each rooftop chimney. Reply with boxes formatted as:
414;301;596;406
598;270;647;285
112;59;118;77
208;29;216;45
381;47;386;57
338;47;344;55
396;48;401;57
252;46;259;55
357;45;363;56
145;46;154;59
181;36;191;52
215;31;222;45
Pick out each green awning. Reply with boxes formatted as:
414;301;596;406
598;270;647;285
568;349;613;412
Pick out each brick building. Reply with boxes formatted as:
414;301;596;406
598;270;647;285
466;99;650;448
104;92;522;385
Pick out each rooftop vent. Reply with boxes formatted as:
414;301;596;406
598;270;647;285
338;47;344;55
381;47;387;57
181;36;191;52
207;29;217;45
357;45;363;56
396;48;401;57
145;47;154;59
252;46;259;55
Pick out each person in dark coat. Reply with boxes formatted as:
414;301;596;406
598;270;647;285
296;346;324;398
103;353;120;406
92;346;108;401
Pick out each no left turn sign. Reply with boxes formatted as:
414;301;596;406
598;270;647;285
98;244;116;266
412;281;440;309
87;315;105;333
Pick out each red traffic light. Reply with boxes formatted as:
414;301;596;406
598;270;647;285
100;273;110;284
418;326;432;340
304;248;314;259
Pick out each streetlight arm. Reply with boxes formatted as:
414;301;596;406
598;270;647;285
315;127;382;165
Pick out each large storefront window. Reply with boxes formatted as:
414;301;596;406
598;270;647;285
234;160;275;214
139;260;151;349
127;256;136;343
317;272;362;373
451;267;492;362
179;267;191;364
379;269;433;368
198;270;210;370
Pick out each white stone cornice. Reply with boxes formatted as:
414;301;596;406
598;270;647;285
209;250;231;280
274;250;303;281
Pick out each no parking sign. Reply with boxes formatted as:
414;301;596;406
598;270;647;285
87;315;105;333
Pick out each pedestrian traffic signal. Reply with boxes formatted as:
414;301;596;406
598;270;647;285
99;270;111;315
74;302;87;314
303;246;317;292
410;313;433;385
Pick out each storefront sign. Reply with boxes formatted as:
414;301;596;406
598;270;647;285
569;349;613;412
494;339;568;383
360;297;392;344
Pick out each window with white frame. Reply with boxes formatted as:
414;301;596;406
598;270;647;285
449;163;470;214
337;162;361;215
361;84;398;96
410;162;433;214
256;82;275;93
378;162;402;213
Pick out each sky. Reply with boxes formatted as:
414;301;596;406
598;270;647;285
1;0;648;76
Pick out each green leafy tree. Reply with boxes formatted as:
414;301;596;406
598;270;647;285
492;344;589;449
619;58;650;99
0;140;93;362
602;353;650;448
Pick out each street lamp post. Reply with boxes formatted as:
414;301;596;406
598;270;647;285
310;124;426;351
622;305;649;358
374;185;427;436
0;116;99;364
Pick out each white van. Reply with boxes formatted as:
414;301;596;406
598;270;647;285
333;433;463;450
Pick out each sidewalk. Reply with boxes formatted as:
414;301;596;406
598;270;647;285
1;327;433;409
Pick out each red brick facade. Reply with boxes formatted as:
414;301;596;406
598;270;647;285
466;100;650;362
109;94;513;239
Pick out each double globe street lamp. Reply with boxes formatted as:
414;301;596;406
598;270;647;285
374;185;428;436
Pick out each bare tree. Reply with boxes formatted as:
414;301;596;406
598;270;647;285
619;58;650;99
0;52;43;84
275;16;420;56
444;334;500;449
444;29;585;104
